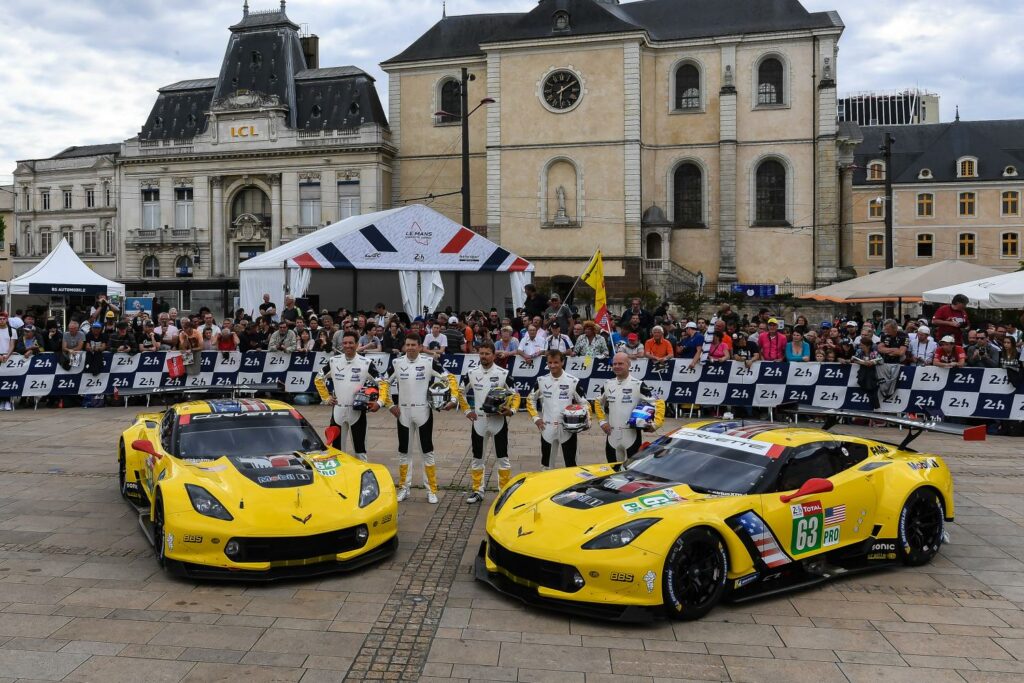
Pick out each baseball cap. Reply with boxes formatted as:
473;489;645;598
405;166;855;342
549;293;561;300
940;335;955;343
767;318;779;325
448;316;459;324
627;333;639;342
820;321;832;329
918;325;931;334
105;311;116;319
21;324;35;332
846;320;858;327
91;322;102;329
685;321;698;329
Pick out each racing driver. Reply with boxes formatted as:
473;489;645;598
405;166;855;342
525;349;589;469
319;330;381;461
457;340;521;504
380;335;458;503
594;351;665;463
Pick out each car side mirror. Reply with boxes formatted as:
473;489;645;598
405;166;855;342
780;477;833;503
324;426;341;446
131;439;161;460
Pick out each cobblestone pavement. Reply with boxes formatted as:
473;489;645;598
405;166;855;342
0;405;1023;682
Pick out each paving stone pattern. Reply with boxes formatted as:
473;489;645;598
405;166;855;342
1;405;1024;681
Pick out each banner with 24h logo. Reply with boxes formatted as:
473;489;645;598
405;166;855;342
0;352;1021;420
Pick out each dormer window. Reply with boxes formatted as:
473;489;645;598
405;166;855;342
1005;165;1018;178
867;160;885;181
553;10;570;32
918;168;933;180
958;157;978;178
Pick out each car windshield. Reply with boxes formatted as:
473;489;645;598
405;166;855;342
624;433;774;495
177;412;323;460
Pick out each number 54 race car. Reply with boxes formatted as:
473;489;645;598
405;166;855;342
118;391;397;579
476;409;983;621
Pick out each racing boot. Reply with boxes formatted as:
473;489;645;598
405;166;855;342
466;467;484;504
355;452;368;462
498;464;512;490
397;465;410;502
425;464;439;504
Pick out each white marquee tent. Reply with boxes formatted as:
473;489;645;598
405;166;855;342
924;270;1024;309
239;205;534;317
3;238;125;300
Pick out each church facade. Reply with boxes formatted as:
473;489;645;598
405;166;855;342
383;0;861;297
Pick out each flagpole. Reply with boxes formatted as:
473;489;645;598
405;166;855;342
564;248;600;301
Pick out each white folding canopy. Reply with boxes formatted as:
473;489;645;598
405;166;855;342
239;204;534;317
924;269;1024;309
6;238;125;297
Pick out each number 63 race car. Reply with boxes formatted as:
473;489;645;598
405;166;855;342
476;408;983;621
118;389;397;579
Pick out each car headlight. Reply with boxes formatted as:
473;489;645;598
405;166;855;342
358;470;380;508
185;484;233;521
493;477;526;515
582;518;660;550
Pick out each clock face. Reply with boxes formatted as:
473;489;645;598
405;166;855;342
542;70;582;110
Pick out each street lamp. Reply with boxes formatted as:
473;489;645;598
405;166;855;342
433;67;495;229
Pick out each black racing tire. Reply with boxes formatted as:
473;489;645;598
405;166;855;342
153;493;167;568
118;441;128;499
662;527;729;621
897;487;945;567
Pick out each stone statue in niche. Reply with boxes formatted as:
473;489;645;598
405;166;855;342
723;65;734;87
823;57;833;80
553;185;571;226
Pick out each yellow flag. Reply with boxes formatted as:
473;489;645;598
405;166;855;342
581;251;611;332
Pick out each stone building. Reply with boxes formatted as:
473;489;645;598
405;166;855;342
382;0;860;299
0;185;13;283
851;119;1024;274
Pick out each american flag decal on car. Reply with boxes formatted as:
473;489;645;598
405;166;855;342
824;505;846;525
735;511;791;568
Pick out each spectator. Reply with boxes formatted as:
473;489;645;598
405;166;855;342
494;326;519;366
84;322;108;375
314;329;332;352
44;320;63;354
570;322;585;345
931;293;970;346
280;296;301;326
702;320;733;362
296;329;315;353
610;321;629;349
933;336;966;368
0;312;16;366
877;320;909;365
641;326;671;366
108;322;137;355
619;332;646;360
793;315;809;334
518;325;545;360
268;320;297;353
544;293;573;333
677;322;704;368
200;328;215;351
523;283;547;319
8;309;24;331
759;318;787;362
851;338;882;366
358;325;383;353
624;297;654;336
705;329;730;363
732;333;760;368
62;320;86;371
217;320;239;358
999;336;1020;372
137;321;159;352
155;313;179;350
909;325;936;366
716;303;740;328
382;320;406;356
544;322;573;354
14;325;41;358
574;321;610;359
444;316;467;353
259;293;277;321
90;294;120;321
785;330;811;363
373;302;391;328
966;330;999;368
423;322;448;357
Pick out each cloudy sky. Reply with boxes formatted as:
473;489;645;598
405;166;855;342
2;0;1022;182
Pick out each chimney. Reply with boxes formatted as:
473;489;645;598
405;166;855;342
301;34;320;70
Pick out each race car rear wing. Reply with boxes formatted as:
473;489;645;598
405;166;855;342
793;406;986;450
117;382;283;406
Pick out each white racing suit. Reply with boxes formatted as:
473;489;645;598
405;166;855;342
319;353;380;461
379;354;459;494
594;375;666;463
457;364;522;496
525;372;589;468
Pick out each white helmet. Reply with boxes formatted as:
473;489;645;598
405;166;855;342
428;379;451;411
562;404;590;433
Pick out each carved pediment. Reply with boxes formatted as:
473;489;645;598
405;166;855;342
232;213;266;241
211;90;282;112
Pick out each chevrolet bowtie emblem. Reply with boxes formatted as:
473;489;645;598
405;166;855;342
517;526;533;538
292;513;313;524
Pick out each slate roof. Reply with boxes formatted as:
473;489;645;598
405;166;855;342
853;120;1024;185
383;0;841;65
51;144;121;159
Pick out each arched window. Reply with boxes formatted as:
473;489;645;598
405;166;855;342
757;57;784;105
231;187;271;227
867;161;885;181
645;233;663;260
674;63;700;110
143;256;160;278
916;234;934;258
755;159;787;224
958;157;977;178
175;255;194;277
553;10;570;31
673;162;703;226
437;79;462;124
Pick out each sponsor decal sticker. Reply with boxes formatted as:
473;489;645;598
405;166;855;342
791;500;824;554
610;572;634;583
822;525;840;547
734;572;760;589
907;458;941;471
165;533;174;551
622;489;683;515
183;534;203;544
643;570;656;593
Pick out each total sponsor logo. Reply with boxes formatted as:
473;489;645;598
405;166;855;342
790;500;823;519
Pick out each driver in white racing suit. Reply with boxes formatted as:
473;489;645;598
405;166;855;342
379;335;458;503
457;340;521;504
525;349;589;469
594;351;665;463
318;330;381;461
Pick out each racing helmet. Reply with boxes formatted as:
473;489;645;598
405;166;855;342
351;380;380;411
481;387;515;414
627;402;657;429
428;379;452;411
562;404;590;433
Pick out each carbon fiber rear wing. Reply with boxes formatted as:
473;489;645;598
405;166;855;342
117;382;283;406
793;406;986;450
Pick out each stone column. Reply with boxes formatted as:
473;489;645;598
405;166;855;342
270;174;282;247
717;46;739;285
211;176;225;278
838;163;857;279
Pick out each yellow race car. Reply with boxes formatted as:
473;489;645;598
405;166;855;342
118;393;397;580
476;408;983;621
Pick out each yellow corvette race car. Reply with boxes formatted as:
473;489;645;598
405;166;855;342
476;408;983;621
118;392;397;579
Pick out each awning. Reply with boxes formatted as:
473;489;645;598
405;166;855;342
924;269;1024;309
800;260;1004;303
7;239;125;297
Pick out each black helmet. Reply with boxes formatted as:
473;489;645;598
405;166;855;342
481;387;515;414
